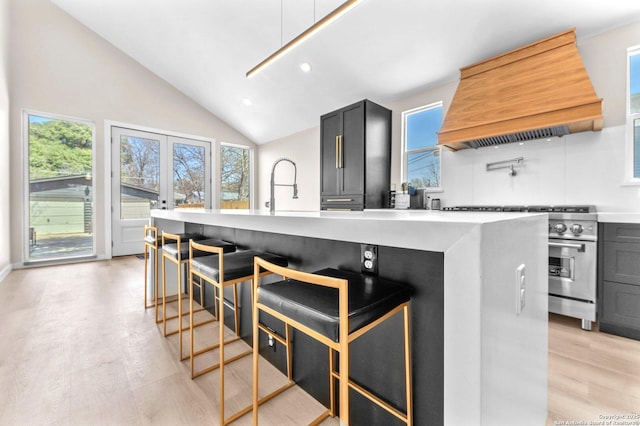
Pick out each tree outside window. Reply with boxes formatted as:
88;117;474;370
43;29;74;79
403;102;443;190
27;113;95;260
220;144;250;209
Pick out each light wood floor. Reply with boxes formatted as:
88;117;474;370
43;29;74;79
0;256;638;425
546;313;640;425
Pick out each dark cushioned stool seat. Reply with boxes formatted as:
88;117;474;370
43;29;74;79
149;232;205;246
163;238;235;260
258;268;412;342
191;250;288;282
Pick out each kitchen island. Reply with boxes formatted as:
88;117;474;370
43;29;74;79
151;209;548;426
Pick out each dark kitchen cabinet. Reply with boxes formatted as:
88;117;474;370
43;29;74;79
598;223;640;340
320;99;391;210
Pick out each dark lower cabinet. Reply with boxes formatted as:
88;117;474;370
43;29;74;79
599;223;640;340
320;99;391;210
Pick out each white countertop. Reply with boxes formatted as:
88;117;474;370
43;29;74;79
598;212;640;223
151;208;546;253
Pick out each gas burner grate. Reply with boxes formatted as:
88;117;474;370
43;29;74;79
443;205;596;213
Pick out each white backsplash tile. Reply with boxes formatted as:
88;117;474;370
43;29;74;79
439;125;640;212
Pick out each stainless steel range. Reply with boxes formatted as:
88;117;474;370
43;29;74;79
442;205;598;330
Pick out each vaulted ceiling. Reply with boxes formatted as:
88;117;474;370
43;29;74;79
51;0;640;144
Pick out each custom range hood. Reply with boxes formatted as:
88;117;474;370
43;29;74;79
438;29;603;150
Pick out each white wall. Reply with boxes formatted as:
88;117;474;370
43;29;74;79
261;21;640;213
0;0;10;280
8;0;256;264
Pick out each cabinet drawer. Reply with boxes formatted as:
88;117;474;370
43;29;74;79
321;204;364;211
603;241;640;285
604;223;640;243
600;280;640;331
321;195;364;205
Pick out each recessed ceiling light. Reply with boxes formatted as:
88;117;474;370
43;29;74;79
300;62;312;73
242;98;253;106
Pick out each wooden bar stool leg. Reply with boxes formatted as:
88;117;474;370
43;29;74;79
252;268;260;426
190;268;195;375
154;246;161;323
219;276;226;426
329;348;336;417
338;270;349;425
176;257;183;339
143;226;161;322
144;241;149;309
233;283;240;337
404;305;413;425
162;251;168;336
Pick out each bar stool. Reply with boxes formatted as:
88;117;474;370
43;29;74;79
252;258;413;426
144;227;201;322
188;241;288;425
162;232;236;360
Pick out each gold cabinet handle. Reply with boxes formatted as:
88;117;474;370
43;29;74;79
335;135;340;169
326;198;353;202
338;135;343;168
326;208;352;211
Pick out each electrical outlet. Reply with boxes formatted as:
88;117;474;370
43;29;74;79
361;244;378;275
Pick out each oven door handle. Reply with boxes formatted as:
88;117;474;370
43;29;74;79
548;242;585;252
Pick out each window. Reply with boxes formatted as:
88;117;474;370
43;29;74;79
402;102;443;190
220;143;251;209
630;47;640;180
25;111;95;261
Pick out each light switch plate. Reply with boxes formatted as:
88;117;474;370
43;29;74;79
515;264;526;315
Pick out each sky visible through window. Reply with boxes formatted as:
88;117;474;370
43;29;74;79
406;107;441;151
631;52;640;113
632;52;640;178
406;105;442;188
632;54;640;92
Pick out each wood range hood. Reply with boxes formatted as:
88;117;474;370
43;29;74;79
438;29;603;151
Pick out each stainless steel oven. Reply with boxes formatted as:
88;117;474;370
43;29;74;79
546;210;598;330
443;204;599;330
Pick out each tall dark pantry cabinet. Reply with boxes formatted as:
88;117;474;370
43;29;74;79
320;99;391;211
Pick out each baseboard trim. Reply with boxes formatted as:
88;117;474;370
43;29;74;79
0;263;12;283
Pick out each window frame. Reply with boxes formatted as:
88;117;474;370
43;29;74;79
219;142;253;209
625;45;640;184
22;109;97;263
401;101;443;192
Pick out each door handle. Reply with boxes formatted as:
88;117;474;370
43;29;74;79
548;242;585;252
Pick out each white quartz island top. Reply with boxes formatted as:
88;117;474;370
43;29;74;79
151;208;546;253
152;208;549;425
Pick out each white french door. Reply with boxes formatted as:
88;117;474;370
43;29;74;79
111;127;211;256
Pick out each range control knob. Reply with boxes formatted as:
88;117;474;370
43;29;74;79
554;223;567;234
570;224;584;234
